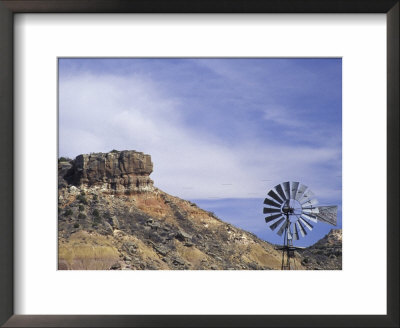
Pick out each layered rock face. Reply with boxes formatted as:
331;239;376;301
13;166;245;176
61;150;154;193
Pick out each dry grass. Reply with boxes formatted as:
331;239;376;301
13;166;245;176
59;245;119;270
119;235;170;269
233;243;282;270
59;231;120;270
174;241;208;268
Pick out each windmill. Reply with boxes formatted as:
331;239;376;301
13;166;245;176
263;181;337;270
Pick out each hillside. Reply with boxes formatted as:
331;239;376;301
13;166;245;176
58;150;341;270
298;229;342;270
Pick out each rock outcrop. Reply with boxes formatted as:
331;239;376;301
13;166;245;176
60;150;154;193
298;229;342;270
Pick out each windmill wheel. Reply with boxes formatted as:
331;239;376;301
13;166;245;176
263;181;337;241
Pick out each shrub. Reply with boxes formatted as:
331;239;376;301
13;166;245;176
110;149;119;153
58;157;71;163
73;223;79;228
208;211;219;219
77;194;88;205
64;209;73;216
78;213;86;220
80;190;85;196
92;209;102;223
92;194;98;201
78;205;84;212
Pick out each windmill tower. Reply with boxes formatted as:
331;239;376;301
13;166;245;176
263;181;338;270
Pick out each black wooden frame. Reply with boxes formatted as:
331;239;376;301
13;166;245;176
0;1;398;327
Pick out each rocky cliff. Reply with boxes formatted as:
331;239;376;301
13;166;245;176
60;150;154;193
58;150;341;270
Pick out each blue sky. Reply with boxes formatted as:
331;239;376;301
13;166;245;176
59;58;342;246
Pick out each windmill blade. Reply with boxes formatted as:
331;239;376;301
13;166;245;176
302;207;319;215
277;220;288;236
299;193;312;204
275;184;287;202
263;198;281;209
301;213;318;223
299;188;315;204
270;217;285;231
291;182;299;199
293;222;299;240
299;216;313;231
265;213;283;223
296;220;307;237
282;181;291;199
315;206;338;225
263;207;281;214
268;189;284;204
295;184;308;201
301;197;318;207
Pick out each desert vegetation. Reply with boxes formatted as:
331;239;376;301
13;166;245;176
58;231;120;270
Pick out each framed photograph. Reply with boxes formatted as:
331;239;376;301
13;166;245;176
0;1;398;327
56;57;343;272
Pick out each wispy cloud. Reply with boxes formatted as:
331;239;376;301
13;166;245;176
59;59;341;204
263;106;307;128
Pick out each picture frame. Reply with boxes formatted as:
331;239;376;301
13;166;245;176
0;0;398;327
